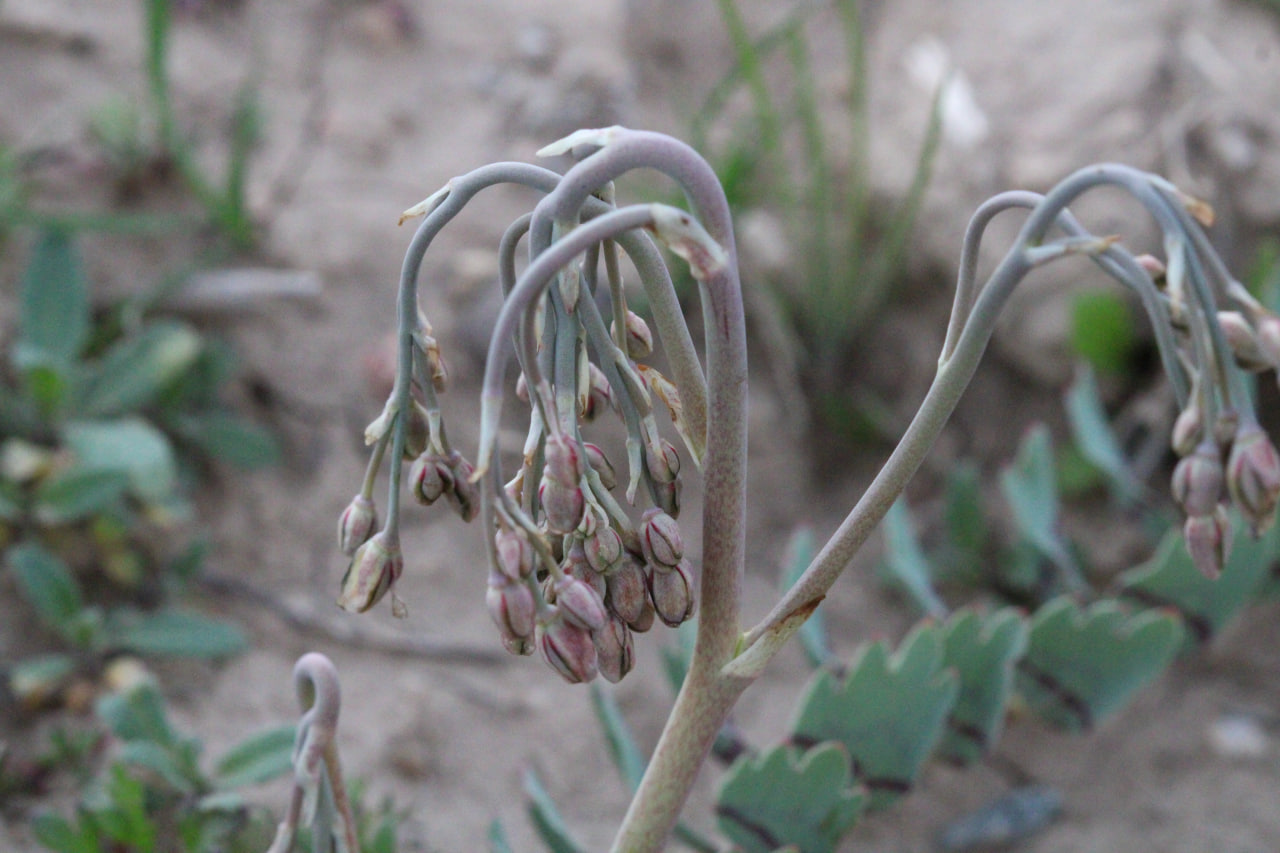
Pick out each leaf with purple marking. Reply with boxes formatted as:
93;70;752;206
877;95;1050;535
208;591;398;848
1016;597;1182;732
716;742;865;853
789;623;957;810
936;608;1028;765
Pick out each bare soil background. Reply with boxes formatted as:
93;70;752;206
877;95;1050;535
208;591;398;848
2;1;1280;851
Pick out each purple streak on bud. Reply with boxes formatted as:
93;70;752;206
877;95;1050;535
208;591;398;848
640;508;683;570
613;310;654;360
337;495;377;556
487;572;536;643
539;477;585;534
446;452;479;522
1227;424;1280;535
583;442;617;491
594;613;634;683
1171;440;1224;518
581;364;614;421
585;525;624;574
648;561;696;627
338;531;404;613
494;527;535;580
605;554;649;625
645;438;681;484
1184;506;1233;580
543;433;583;487
653;478;682;518
537;612;598;683
553;575;608;632
410;452;453;506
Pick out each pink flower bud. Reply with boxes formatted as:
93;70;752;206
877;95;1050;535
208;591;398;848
580;364;614;421
1227;424;1280;534
494;527;535;580
410;452;453;506
1171;441;1223;518
640;508;683;570
583;442;617;491
1217;311;1269;371
612;310;654;360
628;597;656;633
1171;403;1203;458
338;531;403;613
537;612;598;683
1253;312;1280;369
337;495;377;556
593;613;634;684
1135;253;1166;281
553;575;608;632
645;438;681;484
487;573;536;644
403;402;430;459
648;561;696;627
605;554;649;625
543;433;583;488
653;478;681;518
585;525;624;574
1184;505;1233;580
445;452;479;522
515;372;530;403
539;477;585;534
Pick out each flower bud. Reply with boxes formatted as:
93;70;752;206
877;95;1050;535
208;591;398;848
1184;505;1233;580
645;438;681;484
420;333;449;393
1171;403;1203;458
543;433;582;488
583;442;617;491
1217;311;1269;371
539;477;585;534
613;310;654;360
1135;253;1166;281
410;452;453;505
1171;440;1223;518
605;554;649;625
1253;311;1280;369
445;452;479;522
628;597;656;633
1227;424;1280;534
584;524;624;574
515;372;530;404
593;613;634;684
487;572;537;643
648;561;696;627
653;478;681;518
640;508;683;570
503;634;534;656
553;575;608;632
337;495;377;556
494;527;535;580
403;402;431;460
581;364;614;421
537;611;598;683
338;531;403;613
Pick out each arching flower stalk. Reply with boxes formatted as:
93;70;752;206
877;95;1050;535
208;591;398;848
336;127;1278;852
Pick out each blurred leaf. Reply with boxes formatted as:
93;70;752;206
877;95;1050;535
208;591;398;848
1070;288;1134;376
999;426;1083;590
0;479;21;521
106;608;247;659
96;681;176;748
33;467;130;524
522;767;586;853
777;525;830;667
488;819;514;853
213;724;296;789
716;742;865;853
880;500;947;619
942;461;988;576
1064;366;1141;505
172;412;280;469
1119;511;1277;648
119;739;194;793
1016;597;1183;732
790;623;957;810
24;363;74;422
8;542;84;630
30;812;99;853
80;322;202;417
15;229;89;371
63;418;177;502
936;608;1028;764
9;653;77;706
589;684;646;792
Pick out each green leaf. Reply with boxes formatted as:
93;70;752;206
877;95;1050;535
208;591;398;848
488;819;514;853
777;525;830;667
880;500;947;619
15;229;89;370
716;743;866;853
1064;366;1141;505
942;461;988;578
118;739;195;793
7;542;84;631
1017;597;1183;731
31;812;100;853
1119;512;1277;648
790;623;958;810
213;724;296;789
24;363;74;421
172;412;280;469
999;426;1083;589
523;767;586;853
80;322;202;417
106;608;247;659
1070;288;1135;376
936;608;1028;764
95;681;176;747
63;418;178;502
33;466;130;524
589;684;646;792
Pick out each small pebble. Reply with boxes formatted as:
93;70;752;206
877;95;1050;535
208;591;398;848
1207;714;1269;759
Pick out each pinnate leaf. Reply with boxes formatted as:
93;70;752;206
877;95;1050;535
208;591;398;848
716;742;866;853
936;608;1028;764
1017;597;1183;731
789;624;957;810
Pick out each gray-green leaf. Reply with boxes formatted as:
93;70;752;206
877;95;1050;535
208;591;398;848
15;229;89;371
80;322;202;417
106;608;247;659
936;608;1028;764
63;417;178;502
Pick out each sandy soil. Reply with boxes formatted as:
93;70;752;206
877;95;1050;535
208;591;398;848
2;1;1279;851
